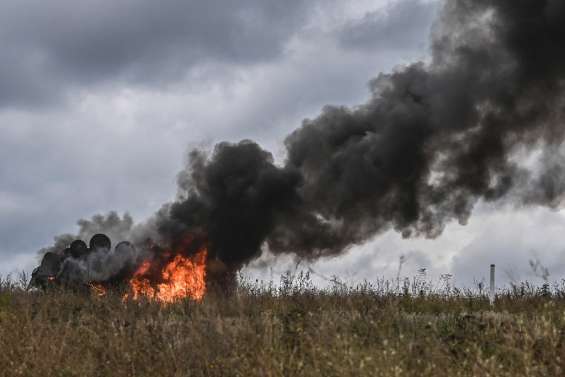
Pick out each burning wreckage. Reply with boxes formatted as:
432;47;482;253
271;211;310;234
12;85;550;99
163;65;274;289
30;233;210;303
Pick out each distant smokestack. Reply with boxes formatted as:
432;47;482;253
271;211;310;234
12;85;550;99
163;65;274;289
489;264;496;306
37;0;565;280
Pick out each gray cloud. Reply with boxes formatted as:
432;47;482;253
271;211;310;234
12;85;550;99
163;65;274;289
246;204;565;288
10;0;530;287
0;107;184;263
451;206;565;287
2;0;438;276
0;0;314;107
7;0;565;289
337;0;438;53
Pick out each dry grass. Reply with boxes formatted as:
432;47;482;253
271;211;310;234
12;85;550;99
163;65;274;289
1;273;565;377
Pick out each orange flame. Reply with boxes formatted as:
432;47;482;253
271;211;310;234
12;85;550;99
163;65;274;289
125;248;207;303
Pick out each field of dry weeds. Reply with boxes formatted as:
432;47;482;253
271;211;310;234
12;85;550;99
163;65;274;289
1;273;564;377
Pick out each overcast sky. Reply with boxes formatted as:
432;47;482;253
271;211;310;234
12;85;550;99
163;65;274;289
1;0;563;288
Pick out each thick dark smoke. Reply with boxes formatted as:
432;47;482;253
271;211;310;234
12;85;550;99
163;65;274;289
37;0;565;278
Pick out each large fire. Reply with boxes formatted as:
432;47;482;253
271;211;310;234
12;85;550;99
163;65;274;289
124;248;207;303
30;231;210;303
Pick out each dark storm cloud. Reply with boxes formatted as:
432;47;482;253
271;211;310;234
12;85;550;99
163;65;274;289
338;0;439;52
0;112;183;264
0;0;314;107
4;0;433;276
33;0;565;277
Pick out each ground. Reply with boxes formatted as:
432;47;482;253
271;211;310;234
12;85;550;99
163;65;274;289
0;273;564;377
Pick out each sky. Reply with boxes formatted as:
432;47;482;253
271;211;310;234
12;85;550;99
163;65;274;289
1;0;563;288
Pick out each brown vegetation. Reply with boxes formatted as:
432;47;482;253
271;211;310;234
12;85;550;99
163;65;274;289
1;273;564;377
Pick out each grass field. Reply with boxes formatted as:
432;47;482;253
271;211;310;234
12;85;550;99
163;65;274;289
1;273;564;377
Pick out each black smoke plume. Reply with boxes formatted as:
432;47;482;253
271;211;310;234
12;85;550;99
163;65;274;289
35;0;565;285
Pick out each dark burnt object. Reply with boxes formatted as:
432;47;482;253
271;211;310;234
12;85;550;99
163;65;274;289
29;232;233;301
29;233;120;290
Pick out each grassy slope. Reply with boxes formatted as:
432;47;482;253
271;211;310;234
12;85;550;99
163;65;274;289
1;276;564;377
